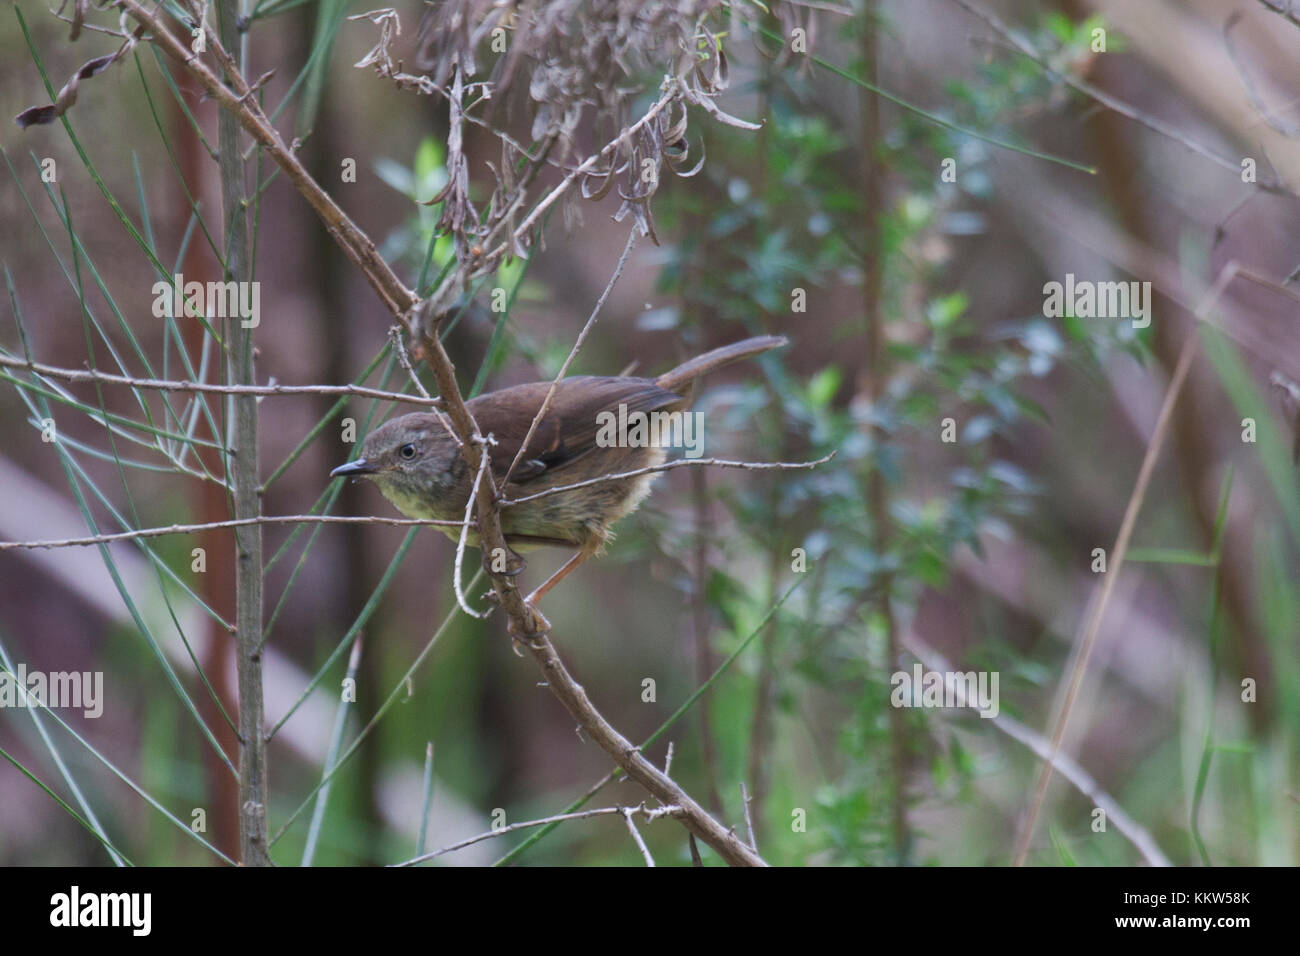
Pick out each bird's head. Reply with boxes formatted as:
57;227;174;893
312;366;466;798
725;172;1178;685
330;414;466;519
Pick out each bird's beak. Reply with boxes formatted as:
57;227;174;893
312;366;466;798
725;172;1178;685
330;458;376;478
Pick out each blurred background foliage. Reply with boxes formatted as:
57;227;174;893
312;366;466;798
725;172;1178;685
1;0;1298;866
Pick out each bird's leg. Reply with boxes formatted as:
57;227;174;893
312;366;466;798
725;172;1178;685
481;547;529;605
505;547;594;652
502;547;528;577
526;548;593;605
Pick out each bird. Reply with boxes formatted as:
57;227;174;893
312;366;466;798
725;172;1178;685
331;335;787;609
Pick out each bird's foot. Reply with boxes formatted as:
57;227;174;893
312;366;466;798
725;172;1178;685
502;549;527;577
506;601;551;656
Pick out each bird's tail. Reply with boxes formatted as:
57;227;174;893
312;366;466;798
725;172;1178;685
654;335;788;393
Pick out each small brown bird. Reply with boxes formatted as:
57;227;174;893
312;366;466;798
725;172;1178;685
331;335;786;604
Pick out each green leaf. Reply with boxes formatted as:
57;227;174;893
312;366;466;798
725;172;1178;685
807;366;842;409
1048;826;1078;866
927;291;969;329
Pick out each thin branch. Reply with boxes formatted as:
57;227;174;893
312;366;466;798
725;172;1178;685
452;435;494;619
0;513;469;551
1256;0;1300;29
787;0;854;13
1012;335;1197;865
740;782;757;853
387;324;434;402
501;226;638;488
500;453;836;508
1224;12;1300;137
0;352;444;406
490;769;621;866
388;324;462;448
623;807;656;866
392;803;682;866
491;582;804;866
508;625;767;865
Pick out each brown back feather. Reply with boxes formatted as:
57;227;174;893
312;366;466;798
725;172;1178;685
467;376;684;483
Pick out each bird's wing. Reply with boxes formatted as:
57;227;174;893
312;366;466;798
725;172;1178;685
466;376;685;484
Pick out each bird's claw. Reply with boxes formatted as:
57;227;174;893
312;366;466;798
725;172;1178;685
506;601;551;655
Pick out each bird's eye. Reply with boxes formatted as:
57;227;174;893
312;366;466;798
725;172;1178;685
400;443;417;460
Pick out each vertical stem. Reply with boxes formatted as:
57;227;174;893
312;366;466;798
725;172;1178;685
745;4;781;839
689;464;726;816
170;61;240;860
859;1;908;864
746;544;780;832
217;0;270;866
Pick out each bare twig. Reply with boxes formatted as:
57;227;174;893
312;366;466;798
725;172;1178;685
386;325;433;401
392;803;681;866
1224;12;1300;137
1012;335;1197;864
0;352;442;406
740;781;757;853
0;513;469;551
500;453;837;508
1256;0;1300;29
509;624;768;864
501;226;638;488
387;324;462;450
623;807;656;866
452;435;494;619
